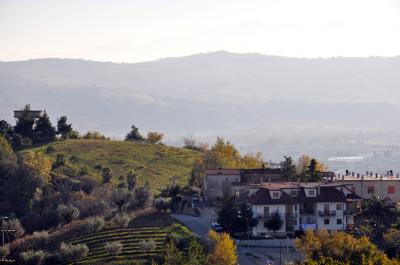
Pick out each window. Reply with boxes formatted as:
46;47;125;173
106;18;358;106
337;219;342;225
308;189;315;196
290;190;298;197
264;222;268;228
351;186;356;193
324;204;329;212
367;186;374;194
336;204;342;211
294;205;298;211
294;220;297;225
272;192;280;199
234;190;240;197
388;186;396;194
324;219;330;225
264;207;270;217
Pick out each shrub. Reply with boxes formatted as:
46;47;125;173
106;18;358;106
82;216;105;234
57;204;80;225
139;239;156;256
104;241;123;256
59;242;89;263
20;250;46;265
0;245;10;258
5;218;25;239
111;214;131;228
69;155;80;163
154;197;170;213
54;153;66;167
31;231;49;249
45;146;56;154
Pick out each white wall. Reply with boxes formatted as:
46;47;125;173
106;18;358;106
316;202;346;231
252;204;286;236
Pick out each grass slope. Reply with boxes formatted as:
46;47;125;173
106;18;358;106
31;139;201;191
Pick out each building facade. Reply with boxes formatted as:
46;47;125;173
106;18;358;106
248;182;362;237
334;174;400;203
204;168;283;202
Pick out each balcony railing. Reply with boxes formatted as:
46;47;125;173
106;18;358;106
257;214;274;219
285;212;298;219
318;210;336;217
300;208;315;214
344;208;361;215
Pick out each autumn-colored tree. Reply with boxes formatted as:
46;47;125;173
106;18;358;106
240;152;263;168
163;240;184;265
384;229;400;258
295;229;400;265
20;151;52;183
146;131;164;144
207;230;238;265
296;155;328;181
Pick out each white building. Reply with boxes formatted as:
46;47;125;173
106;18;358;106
248;182;362;237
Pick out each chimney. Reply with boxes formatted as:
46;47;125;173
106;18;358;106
366;171;369;176
341;174;344;181
370;172;373;177
345;169;349;176
352;172;355;177
390;170;393;176
357;174;360;178
361;175;364;181
376;173;378;178
380;174;383;181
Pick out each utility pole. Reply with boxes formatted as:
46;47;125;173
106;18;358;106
0;216;15;264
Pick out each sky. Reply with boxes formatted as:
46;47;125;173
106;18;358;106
1;0;400;63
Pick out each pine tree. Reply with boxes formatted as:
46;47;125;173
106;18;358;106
57;116;73;140
125;125;145;141
14;105;35;139
33;111;56;143
127;169;137;191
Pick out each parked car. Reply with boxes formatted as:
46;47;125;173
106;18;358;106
211;222;223;232
265;258;274;265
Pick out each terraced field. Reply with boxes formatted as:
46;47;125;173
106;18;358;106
63;227;167;265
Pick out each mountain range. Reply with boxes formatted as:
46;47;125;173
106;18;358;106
1;51;400;144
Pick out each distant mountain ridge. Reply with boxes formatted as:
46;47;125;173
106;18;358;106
1;51;400;139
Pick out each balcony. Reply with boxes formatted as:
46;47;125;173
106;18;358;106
257;213;274;219
300;208;315;214
344;208;361;215
318;210;336;217
285;212;298;219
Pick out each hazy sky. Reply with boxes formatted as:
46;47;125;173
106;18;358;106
1;0;400;63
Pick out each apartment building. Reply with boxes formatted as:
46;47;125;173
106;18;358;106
334;172;400;203
247;182;362;237
204;167;283;201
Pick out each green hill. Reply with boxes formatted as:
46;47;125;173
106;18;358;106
29;139;201;191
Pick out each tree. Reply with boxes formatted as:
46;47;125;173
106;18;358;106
20;151;52;183
112;188;132;213
54;152;67;167
57;204;80;225
0;245;10;259
146;131;164;144
384;229;400;258
297;155;328;181
265;211;283;237
216;195;238;233
127;169;137;191
59;242;89;264
135;186;150;208
280;156;296;181
362;196;398;226
236;203;258;233
163;241;183;265
104;241;123;256
102;167;113;184
20;250;46;265
125;125;144;141
111;213;131;228
33;111;56;143
14;105;35;139
154;197;171;213
188;159;205;188
207;230;238;265
185;238;206;265
139;239;156;257
57;116;73;140
4;218;25;240
295;229;400;265
0;120;14;144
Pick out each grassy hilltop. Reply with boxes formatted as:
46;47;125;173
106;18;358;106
30;139;201;191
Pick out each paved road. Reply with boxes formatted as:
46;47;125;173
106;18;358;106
173;207;300;265
172;207;217;237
